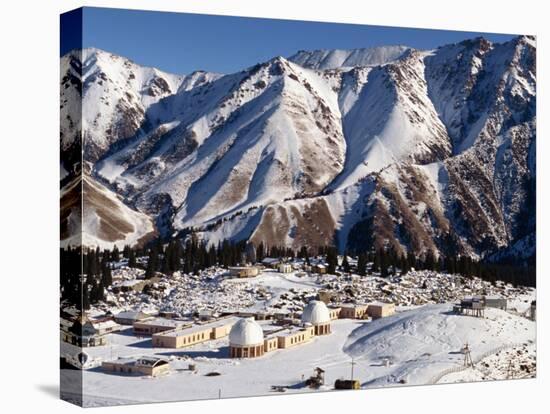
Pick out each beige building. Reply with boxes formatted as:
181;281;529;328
229;314;332;359
367;302;396;319
277;263;293;273
133;318;191;336
313;264;327;274
102;356;170;377
328;306;341;320
301;300;331;335
229;318;265;358
152;317;237;348
61;315;120;347
228;266;259;278
275;325;315;349
264;336;278;352
339;304;369;319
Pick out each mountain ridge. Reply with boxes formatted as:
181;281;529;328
60;36;536;264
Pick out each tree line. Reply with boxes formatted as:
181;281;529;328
60;238;535;311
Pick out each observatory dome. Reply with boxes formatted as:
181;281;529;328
229;318;264;347
301;300;331;325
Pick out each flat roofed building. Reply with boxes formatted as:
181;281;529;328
313;264;327;274
328;307;341;320
102;356;170;377
61;330;108;348
61;315;119;347
228;266;259;278
88;318;121;336
456;296;486;317
275;325;315;349
339;304;369;319
133;318;191;336
264;336;278;353
152;317;237;348
367;302;396;319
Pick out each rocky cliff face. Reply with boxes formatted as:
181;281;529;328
60;37;536;263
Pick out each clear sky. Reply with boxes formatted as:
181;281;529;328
61;7;518;75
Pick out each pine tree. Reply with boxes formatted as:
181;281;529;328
128;248;137;268
406;251;416;271
342;254;350;273
425;250;435;271
357;253;367;276
257;242;265;262
145;249;158;279
400;254;409;275
111;245;120;262
101;260;113;287
379;249;389;278
326;247;338;274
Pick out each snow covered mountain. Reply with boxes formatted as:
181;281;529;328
60;36;536;262
60;48;220;165
288;45;410;70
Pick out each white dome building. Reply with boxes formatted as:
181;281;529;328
229;318;265;358
301;300;332;335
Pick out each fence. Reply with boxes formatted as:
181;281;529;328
428;342;526;384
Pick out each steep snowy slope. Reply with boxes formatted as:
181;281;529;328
60;36;535;259
97;57;346;230
61;174;155;249
330;50;452;190
426;36;536;257
289;45;410;70
344;304;535;386
60;48;220;163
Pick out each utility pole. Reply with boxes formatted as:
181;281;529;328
350;358;357;381
463;343;474;367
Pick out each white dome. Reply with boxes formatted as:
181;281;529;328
229;318;264;347
301;300;330;325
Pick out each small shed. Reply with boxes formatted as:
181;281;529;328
278;263;292;273
335;379;360;390
484;296;507;310
228;266;259;278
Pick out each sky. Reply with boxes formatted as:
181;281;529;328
61;7;518;75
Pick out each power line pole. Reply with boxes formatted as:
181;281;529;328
463;343;474;367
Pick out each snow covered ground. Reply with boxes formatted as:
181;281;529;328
62;296;536;406
99;266;535;318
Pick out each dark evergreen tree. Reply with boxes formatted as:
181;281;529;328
424;250;435;271
111;245;120;262
128;248;137;268
101;259;112;287
357;253;367;276
342;254;350;273
400;254;409;275
257;242;265;262
326;247;338;274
